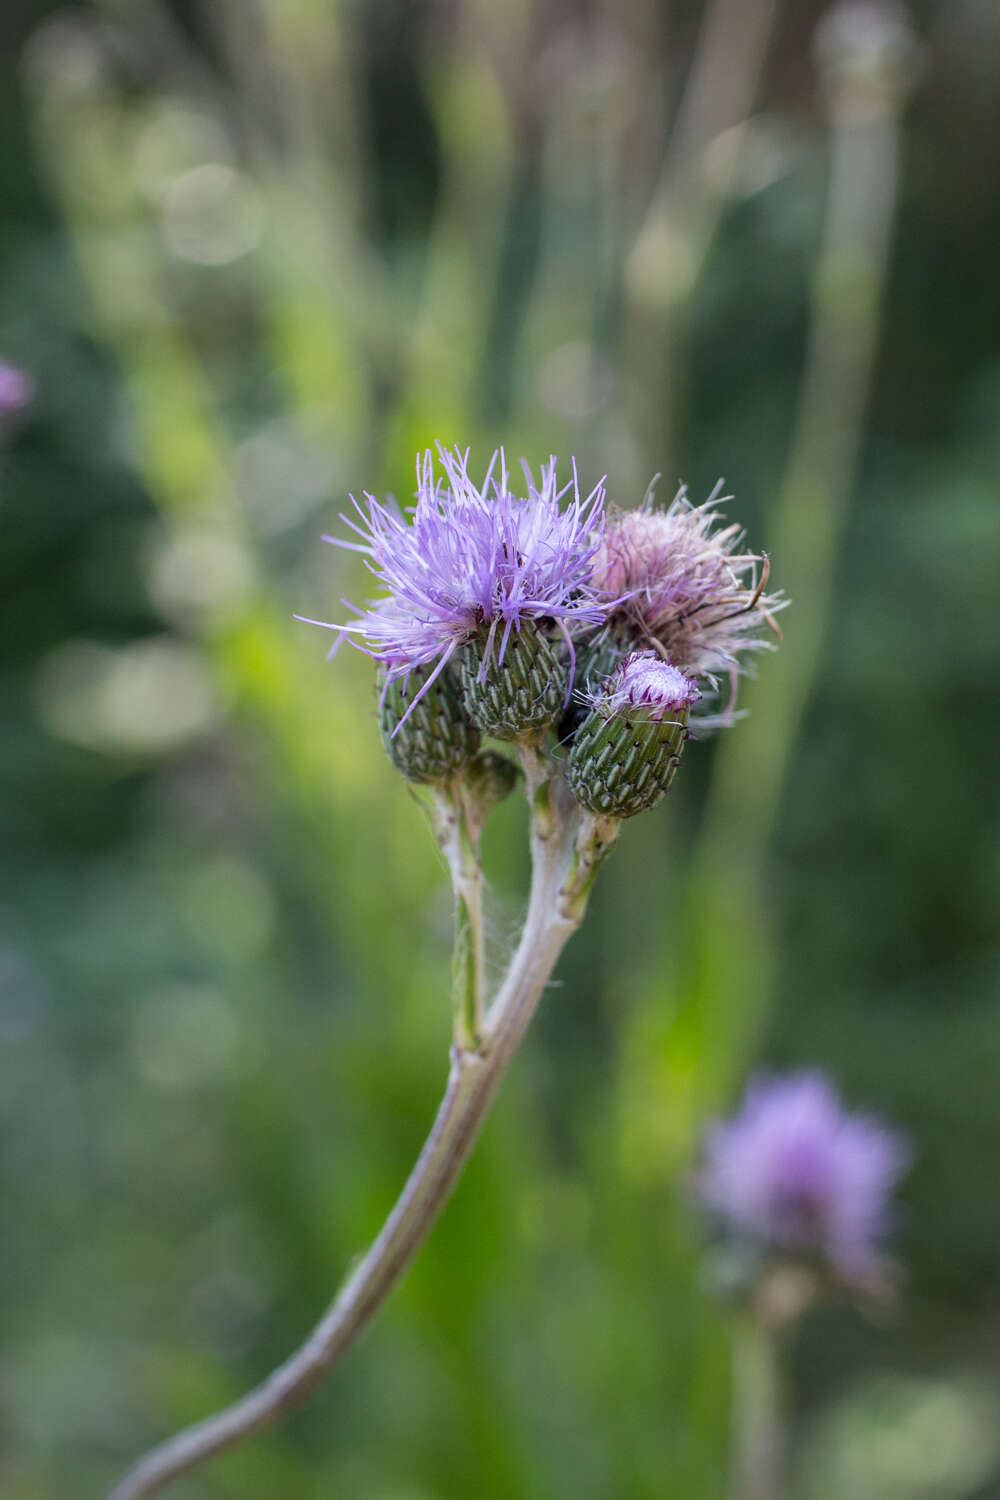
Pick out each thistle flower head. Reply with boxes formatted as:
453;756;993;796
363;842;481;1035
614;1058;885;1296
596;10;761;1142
592;651;700;723
593;482;784;683
697;1071;910;1289
302;446;607;695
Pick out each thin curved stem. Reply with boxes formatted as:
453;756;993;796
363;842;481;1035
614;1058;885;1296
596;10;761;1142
110;774;616;1500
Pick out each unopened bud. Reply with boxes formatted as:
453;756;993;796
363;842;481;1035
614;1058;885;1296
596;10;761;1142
566;653;700;818
379;663;480;784
465;749;519;807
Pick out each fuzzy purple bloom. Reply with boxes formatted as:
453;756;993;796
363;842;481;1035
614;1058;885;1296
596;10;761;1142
592;650;700;722
697;1072;909;1283
297;446;608;710
592;482;785;720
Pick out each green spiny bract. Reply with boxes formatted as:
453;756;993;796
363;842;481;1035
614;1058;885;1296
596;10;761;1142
460;621;568;742
379;664;480;784
565;652;700;818
567;710;689;817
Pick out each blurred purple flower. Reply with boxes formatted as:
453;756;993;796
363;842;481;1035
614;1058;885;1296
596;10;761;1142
593;482;785;694
297;445;608;713
0;360;34;430
591;650;700;722
697;1071;910;1284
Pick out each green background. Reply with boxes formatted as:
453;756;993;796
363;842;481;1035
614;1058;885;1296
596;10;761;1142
2;0;999;1495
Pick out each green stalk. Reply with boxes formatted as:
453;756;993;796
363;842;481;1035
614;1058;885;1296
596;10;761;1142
623;0;781;474
633;6;918;1144
110;758;610;1500
732;1314;784;1500
430;784;487;1049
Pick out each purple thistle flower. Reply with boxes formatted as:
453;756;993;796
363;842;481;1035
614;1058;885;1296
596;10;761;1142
297;445;609;722
697;1072;910;1286
592;481;785;706
590;650;700;722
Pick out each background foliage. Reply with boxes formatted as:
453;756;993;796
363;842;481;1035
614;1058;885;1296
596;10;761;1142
2;1;999;1496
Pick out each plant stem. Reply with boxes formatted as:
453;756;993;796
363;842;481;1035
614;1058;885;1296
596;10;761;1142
430;784;487;1048
109;769;614;1500
732;1314;784;1500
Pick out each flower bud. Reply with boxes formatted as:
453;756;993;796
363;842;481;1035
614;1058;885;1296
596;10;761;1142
379;663;480;784
460;621;568;742
566;652;700;818
464;749;519;808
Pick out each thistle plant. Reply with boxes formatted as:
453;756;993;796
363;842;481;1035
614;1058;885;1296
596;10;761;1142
111;445;782;1500
695;1071;910;1500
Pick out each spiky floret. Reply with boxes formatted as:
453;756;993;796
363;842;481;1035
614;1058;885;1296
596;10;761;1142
296;445;609;735
697;1072;910;1292
591;481;784;713
592;651;701;722
566;652;700;819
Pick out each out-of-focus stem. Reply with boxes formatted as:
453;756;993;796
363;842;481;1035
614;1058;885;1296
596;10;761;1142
732;1314;783;1500
624;0;780;471
656;4;918;1116
109;765;613;1500
704;5;916;860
